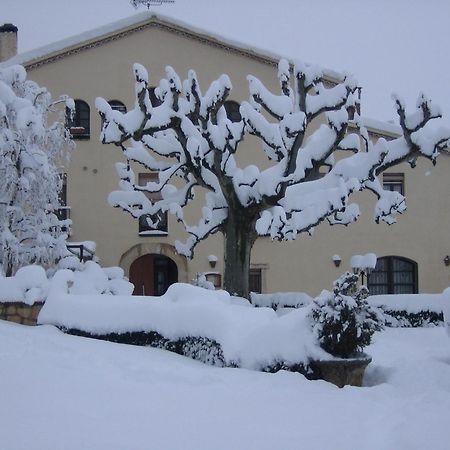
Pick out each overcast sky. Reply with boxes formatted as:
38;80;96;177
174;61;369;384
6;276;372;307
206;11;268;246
3;0;450;123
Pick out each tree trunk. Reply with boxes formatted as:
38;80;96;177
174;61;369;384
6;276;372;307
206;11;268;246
223;211;258;299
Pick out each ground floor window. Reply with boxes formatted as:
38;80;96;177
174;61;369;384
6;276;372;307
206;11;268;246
249;268;262;294
367;256;417;295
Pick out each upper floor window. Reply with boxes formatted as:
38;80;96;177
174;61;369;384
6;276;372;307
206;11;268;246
383;173;404;195
67;99;90;139
138;173;168;236
367;256;418;295
108;100;127;114
224;100;242;123
100;100;127;129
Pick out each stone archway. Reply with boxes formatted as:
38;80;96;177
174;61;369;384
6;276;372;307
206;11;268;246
119;243;188;295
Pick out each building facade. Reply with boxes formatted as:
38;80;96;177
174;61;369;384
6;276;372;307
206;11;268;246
2;13;450;296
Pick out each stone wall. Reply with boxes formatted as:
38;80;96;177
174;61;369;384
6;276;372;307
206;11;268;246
0;302;44;325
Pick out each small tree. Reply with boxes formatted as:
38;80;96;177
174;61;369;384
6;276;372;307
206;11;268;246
97;60;450;298
310;272;384;358
0;64;74;276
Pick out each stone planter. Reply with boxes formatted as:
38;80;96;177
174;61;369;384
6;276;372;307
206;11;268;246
0;301;44;326
310;353;372;388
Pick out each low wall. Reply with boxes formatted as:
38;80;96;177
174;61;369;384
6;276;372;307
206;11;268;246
0;302;44;325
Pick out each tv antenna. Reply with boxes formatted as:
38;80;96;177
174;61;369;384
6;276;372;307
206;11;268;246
131;0;175;7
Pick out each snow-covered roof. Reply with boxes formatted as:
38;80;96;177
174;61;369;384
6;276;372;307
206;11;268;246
1;12;343;83
348;117;402;139
1;12;401;139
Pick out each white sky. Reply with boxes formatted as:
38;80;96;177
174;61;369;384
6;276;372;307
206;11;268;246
3;0;450;123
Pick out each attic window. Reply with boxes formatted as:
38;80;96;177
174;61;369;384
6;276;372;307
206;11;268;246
66;99;90;139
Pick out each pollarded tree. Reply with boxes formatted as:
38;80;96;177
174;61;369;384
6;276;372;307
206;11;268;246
96;60;450;298
0;64;74;276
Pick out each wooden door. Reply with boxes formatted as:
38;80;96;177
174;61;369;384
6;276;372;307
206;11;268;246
129;254;178;296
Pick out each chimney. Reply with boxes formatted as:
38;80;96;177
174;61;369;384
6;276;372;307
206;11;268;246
0;23;18;62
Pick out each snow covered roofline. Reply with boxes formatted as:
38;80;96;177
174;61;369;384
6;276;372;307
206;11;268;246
0;11;343;84
348;117;402;140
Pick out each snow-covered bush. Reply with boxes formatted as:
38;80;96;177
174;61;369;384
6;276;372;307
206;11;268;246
38;283;330;372
250;291;312;310
0;262;133;305
191;272;215;290
310;272;384;358
368;293;444;327
0;65;74;276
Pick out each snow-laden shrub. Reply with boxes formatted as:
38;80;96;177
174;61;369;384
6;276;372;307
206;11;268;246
191;272;215;290
368;293;444;327
310;272;384;358
0;265;48;304
380;309;443;327
251;292;312;310
0;262;133;305
39;283;331;371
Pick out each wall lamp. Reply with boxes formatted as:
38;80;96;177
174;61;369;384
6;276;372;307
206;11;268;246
332;254;342;267
444;256;450;267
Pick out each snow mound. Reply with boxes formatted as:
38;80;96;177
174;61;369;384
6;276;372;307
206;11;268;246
0;262;134;305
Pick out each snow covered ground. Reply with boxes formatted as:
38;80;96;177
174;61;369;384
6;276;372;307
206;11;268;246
1;320;450;450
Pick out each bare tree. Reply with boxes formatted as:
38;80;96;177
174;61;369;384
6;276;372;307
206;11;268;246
97;60;449;298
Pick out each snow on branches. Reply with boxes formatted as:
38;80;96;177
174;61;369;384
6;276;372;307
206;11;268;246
97;59;450;297
0;65;74;276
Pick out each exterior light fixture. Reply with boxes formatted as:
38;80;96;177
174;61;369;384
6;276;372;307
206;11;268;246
208;254;218;269
444;256;450;267
332;254;342;267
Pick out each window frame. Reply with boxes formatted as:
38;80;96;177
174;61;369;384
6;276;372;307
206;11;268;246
367;256;418;295
383;173;405;195
67;99;90;140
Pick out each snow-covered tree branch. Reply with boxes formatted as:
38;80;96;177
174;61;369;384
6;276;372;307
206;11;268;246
0;65;74;276
97;59;450;298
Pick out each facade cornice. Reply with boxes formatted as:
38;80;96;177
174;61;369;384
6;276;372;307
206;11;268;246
24;17;339;87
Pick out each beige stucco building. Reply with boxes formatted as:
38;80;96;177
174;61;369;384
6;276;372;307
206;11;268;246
2;13;450;297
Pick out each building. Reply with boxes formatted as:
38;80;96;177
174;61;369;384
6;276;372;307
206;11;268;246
2;12;450;296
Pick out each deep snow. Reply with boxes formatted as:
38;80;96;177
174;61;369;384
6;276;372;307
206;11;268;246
1;320;450;450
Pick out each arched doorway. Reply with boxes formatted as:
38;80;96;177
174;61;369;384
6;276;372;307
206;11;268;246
129;254;178;296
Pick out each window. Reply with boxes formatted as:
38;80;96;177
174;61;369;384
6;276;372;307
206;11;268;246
55;173;70;222
367;256;418;295
100;100;127;129
383;173;404;195
138;173;168;235
66;99;90;139
108;100;127;114
249;268;262;294
205;272;222;289
224;100;242;123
